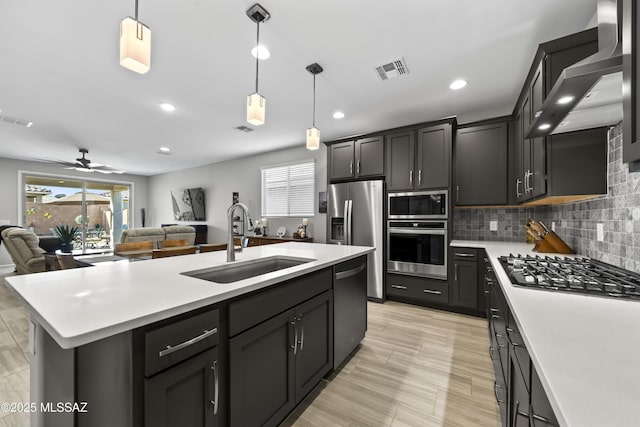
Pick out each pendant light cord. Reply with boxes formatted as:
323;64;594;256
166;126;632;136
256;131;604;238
255;20;260;94
134;0;139;20
312;74;316;127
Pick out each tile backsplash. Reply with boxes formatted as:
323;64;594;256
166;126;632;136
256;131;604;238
453;124;640;272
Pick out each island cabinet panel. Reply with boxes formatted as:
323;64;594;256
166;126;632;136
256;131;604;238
145;347;219;427
229;268;332;337
229;290;333;427
454;122;508;206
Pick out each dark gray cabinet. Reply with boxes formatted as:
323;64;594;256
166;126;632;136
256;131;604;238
229;290;333;427
386;273;449;306
145;348;219;427
386;124;451;191
451;259;478;309
142;308;221;427
530;367;559;427
623;0;640;165
386;131;415;190
509;356;530;427
455;122;508;205
329;137;384;181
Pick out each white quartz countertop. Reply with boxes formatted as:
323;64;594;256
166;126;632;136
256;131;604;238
4;243;373;349
451;240;640;427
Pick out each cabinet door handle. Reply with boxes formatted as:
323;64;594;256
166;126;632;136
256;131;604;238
418;169;422;186
297;315;304;351
290;319;298;356
357;160;361;175
158;327;218;358
454;252;474;258
210;360;219;415
423;289;442;295
454;263;458;281
409;170;414;186
456;185;460;203
494;382;506;404
349;160;353;175
489;345;496;361
530;412;553;424
516;178;523;198
495;333;509;349
391;284;408;290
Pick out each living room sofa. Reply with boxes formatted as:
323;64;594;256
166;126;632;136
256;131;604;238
120;226;196;248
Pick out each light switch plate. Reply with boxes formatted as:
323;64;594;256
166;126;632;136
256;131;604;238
552;221;556;232
489;220;498;231
597;223;604;241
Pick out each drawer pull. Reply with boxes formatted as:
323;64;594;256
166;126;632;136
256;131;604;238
159;327;218;358
391;285;408;290
423;289;442;295
494;382;506;404
454;252;475;258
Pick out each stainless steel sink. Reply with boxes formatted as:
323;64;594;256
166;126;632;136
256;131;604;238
181;256;315;284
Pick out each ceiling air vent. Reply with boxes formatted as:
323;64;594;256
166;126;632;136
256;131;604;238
235;125;254;133
374;57;409;81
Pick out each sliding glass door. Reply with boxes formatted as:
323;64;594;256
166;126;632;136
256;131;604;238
22;174;131;254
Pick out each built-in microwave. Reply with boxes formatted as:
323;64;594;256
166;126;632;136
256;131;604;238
388;190;447;219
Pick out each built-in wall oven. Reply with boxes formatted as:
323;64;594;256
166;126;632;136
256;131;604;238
388;190;447;219
387;220;447;279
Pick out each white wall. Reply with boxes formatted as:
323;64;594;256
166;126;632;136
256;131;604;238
148;144;328;245
0;157;150;266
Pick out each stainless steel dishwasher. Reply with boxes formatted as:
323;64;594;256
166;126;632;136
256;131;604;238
333;255;368;369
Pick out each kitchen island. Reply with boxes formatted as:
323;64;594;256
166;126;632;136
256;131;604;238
451;240;640;427
4;242;373;427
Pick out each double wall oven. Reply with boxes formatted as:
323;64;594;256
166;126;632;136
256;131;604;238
387;190;448;280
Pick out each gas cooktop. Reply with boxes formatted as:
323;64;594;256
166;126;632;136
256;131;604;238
499;254;640;301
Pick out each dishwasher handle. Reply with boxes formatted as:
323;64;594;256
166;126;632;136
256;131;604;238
335;261;366;280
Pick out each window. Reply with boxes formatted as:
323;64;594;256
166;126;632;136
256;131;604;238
261;160;315;217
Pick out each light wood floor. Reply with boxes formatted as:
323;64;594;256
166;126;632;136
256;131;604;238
283;301;501;427
0;270;499;427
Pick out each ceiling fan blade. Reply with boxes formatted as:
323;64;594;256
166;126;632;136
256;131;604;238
93;168;113;174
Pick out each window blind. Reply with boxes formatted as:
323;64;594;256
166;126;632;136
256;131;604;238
261;160;315;217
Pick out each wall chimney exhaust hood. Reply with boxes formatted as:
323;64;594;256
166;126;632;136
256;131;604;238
526;0;623;139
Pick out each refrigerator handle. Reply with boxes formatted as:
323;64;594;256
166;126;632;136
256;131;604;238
347;200;353;245
343;200;350;245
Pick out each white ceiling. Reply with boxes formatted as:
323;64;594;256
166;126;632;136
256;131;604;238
0;0;597;176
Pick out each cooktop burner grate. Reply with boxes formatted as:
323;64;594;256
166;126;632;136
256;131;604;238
499;254;640;301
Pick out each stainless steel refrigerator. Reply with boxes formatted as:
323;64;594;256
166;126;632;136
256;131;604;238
327;180;384;301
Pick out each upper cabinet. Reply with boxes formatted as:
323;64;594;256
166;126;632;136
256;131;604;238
328;136;384;182
454;121;508;206
386;123;452;191
623;0;640;165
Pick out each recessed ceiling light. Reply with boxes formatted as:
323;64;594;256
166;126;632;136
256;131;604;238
158;147;171;154
449;79;467;90
557;96;575;105
251;45;270;60
26;121;34;127
159;103;176;112
538;123;552;130
333;111;345;119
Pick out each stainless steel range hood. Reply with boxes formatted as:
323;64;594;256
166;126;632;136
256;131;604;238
526;0;623;138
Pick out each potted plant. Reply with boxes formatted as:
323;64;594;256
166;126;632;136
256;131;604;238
53;224;79;253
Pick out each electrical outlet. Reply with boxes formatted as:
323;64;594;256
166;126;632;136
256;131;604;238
597;223;604;241
551;221;556;232
489;220;498;231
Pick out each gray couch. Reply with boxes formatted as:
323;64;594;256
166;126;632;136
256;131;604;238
120;226;196;248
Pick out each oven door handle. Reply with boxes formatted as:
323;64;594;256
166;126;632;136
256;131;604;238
388;228;446;235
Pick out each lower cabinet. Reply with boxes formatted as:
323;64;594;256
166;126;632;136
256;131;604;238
449;247;480;310
485;250;559;427
386;273;449;305
145;348;220;427
229;290;333;427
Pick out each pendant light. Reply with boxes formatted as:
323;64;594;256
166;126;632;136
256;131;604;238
246;4;270;126
305;63;323;150
120;0;151;74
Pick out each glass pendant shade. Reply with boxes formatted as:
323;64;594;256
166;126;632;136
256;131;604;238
120;17;151;74
306;127;320;150
247;93;266;126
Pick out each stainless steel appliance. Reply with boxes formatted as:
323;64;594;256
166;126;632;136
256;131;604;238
388;190;447;219
387;221;447;279
499;254;640;300
327;180;384;301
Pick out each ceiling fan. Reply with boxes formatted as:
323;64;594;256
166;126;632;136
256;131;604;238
51;148;126;174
